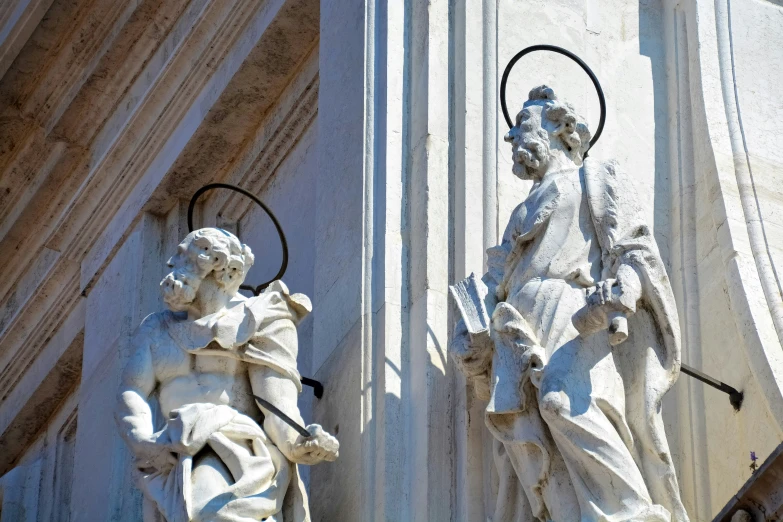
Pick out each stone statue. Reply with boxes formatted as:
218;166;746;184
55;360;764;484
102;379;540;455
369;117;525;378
450;86;688;521
116;228;339;522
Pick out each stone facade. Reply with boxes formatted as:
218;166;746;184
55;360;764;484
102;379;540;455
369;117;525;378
0;0;781;521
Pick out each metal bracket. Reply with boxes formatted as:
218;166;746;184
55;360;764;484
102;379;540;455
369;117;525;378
681;363;743;411
301;377;324;399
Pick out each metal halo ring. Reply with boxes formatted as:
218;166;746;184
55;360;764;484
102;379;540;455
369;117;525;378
187;183;288;295
500;44;606;158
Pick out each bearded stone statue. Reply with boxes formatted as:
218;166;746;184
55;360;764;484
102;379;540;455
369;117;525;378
115;228;338;522
450;86;688;521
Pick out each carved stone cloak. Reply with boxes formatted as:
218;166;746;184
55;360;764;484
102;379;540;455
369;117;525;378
141;281;312;522
476;159;687;521
583;158;686;521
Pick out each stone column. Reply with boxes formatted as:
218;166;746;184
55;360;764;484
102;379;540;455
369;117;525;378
69;208;185;521
311;1;496;520
309;0;370;519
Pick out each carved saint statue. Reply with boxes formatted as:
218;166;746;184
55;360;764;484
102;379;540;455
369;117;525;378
116;228;338;522
450;86;688;521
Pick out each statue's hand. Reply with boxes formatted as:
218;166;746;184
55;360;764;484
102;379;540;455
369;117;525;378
586;278;620;309
590;264;643;310
451;320;493;400
290;424;340;465
137;442;178;473
577;269;643;345
586;271;641;313
451;320;492;370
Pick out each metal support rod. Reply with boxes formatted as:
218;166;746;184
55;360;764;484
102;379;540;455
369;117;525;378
254;395;310;438
301;377;324;399
500;45;606;157
187;183;289;294
680;363;743;411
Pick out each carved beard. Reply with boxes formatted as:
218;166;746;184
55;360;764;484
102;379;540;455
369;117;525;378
512;129;550;180
160;269;201;312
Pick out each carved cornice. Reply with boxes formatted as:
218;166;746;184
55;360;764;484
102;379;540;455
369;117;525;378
51;0;196;147
0;0;261;303
76;0;318;293
0;1;194;248
21;0;139;132
0;0;54;79
52;0;267;261
0;0;214;300
0;262;80;402
0;136;66;240
0;0;320;437
206;52;319;225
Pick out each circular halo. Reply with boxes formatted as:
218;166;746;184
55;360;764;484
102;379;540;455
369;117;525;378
187;183;288;295
500;44;606;158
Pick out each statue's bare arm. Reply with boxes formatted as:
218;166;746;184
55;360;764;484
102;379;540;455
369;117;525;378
249;365;339;465
115;319;176;471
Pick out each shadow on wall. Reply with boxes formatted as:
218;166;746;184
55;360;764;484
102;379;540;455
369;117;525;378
639;0;671;265
639;1;712;517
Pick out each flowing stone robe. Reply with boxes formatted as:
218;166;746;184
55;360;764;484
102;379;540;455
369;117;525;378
452;159;688;521
135;281;311;522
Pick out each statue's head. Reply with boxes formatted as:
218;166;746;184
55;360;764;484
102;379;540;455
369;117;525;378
160;228;255;312
504;85;591;180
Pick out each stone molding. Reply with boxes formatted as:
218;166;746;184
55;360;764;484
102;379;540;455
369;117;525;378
0;262;80;403
0;0;320;481
0;0;54;79
714;440;783;520
671;0;783;427
0;298;83;475
202;48;319;227
56;0;281;263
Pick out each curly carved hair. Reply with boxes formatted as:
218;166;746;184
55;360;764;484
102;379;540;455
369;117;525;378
525;85;592;160
189;228;254;288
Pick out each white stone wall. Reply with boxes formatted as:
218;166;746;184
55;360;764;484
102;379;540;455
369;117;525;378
496;0;668;256
239;122;319;488
0;0;782;521
662;0;783;517
314;1;783;520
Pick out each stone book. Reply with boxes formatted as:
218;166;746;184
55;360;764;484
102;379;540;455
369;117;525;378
449;273;490;335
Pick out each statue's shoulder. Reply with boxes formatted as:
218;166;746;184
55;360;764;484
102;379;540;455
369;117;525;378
582;157;634;191
134;310;176;339
581;157;632;207
255;280;312;324
140;310;173;327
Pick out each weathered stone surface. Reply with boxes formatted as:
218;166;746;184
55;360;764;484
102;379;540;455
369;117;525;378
1;1;782;521
115;228;338;521
451;85;687;521
715;441;783;521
